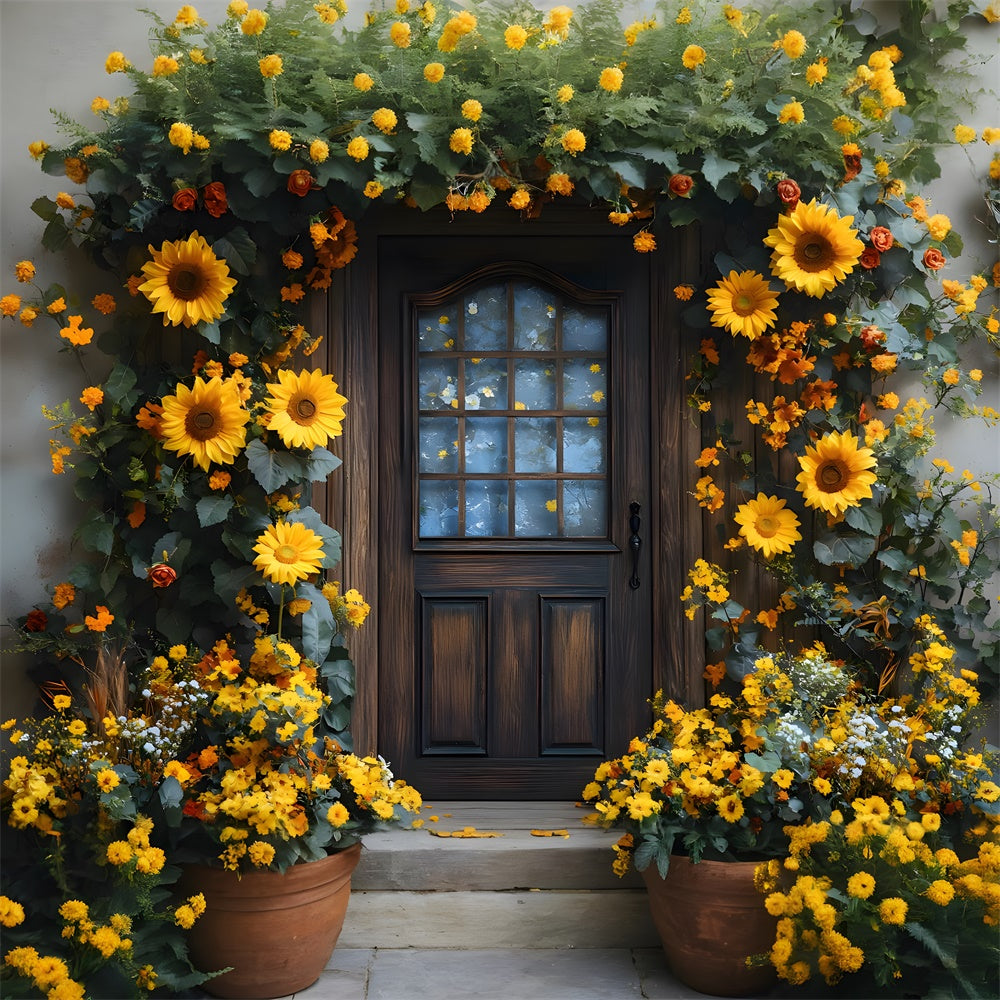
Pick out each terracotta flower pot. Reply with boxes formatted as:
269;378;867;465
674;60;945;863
178;842;362;999
641;855;777;998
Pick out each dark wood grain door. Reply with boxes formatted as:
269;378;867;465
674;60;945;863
378;234;652;799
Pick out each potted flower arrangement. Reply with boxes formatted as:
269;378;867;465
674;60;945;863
584;625;1000;997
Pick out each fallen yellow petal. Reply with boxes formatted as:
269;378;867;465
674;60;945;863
530;829;570;838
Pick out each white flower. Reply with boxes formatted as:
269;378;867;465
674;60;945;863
467;301;478;315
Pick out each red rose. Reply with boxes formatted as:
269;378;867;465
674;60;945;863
667;173;694;198
776;178;800;209
859;246;881;270
922;247;947;271
172;187;197;212
869;226;894;252
287;169;319;198
202;181;228;218
25;609;48;632
147;563;178;588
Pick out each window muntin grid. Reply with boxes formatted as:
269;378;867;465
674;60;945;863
416;279;609;539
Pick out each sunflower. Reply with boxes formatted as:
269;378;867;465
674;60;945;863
705;270;779;339
763;199;864;297
795;430;877;516
253;520;326;587
138;231;237;327
159;376;249;471
733;493;802;558
264;369;348;450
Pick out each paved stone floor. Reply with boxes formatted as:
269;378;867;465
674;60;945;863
276;946;720;999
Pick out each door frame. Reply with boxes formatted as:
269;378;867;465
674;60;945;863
322;204;708;761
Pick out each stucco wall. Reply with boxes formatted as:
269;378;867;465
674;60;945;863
1;1;997;714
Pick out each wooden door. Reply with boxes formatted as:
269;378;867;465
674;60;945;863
377;232;655;799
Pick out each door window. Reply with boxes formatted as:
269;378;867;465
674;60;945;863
415;279;609;539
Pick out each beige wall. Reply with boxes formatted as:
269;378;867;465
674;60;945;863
1;1;997;714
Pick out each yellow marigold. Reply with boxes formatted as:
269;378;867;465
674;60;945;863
168;122;195;154
91;96;111;113
105;51;129;73
346;136;370;161
504;25;528;50
806;61;828;85
561;128;586;154
390;21;411;47
269;129;293;152
557;84;574;103
152;55;180;76
424;62;445;83
372;107;398;133
633;231;656;253
599;66;624;92
308;138;329;163
953;124;977;145
926;213;951;241
14;260;35;283
449;128;474;155
778;101;805;124
682;45;706;70
227;0;249;16
354;72;374;91
241;8;268;34
364;181;384;199
259;54;283;78
461;99;483;122
546;172;574;196
509;188;531;210
780;30;807;59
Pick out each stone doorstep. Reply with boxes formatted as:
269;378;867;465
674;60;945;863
353;800;642;891
342;802;659;952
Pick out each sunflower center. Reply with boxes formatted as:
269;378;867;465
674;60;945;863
733;293;758;316
185;407;220;440
293;397;317;421
817;459;848;492
756;515;779;537
167;263;209;301
794;235;836;273
275;543;300;564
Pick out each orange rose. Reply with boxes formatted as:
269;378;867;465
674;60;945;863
668;173;694;198
922;247;946;271
869;226;893;252
287;169;318;198
859;246;881;270
202;181;228;218
147;563;178;588
776;178;800;209
172;187;197;212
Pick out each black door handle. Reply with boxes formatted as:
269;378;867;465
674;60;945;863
628;501;641;590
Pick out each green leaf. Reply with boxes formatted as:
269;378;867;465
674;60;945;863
844;503;882;535
75;512;115;556
245;439;305;492
103;362;138;410
128;198;162;231
212;227;257;275
195;494;234;527
304;447;343;481
31;196;59;222
296;582;336;664
158;776;184;827
42;217;72;252
701;151;740;188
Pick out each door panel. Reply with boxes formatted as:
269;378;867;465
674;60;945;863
378;234;652;799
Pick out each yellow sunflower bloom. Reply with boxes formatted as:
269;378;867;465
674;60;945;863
733;493;802;558
763;199;864;297
159;376;249;471
795;430;877;516
138;232;237;327
705;270;779;339
264;369;348;450
253;520;326;586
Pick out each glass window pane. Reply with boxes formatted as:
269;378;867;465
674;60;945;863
464;358;507;410
464;285;507;351
464;416;508;474
514;480;558;537
465;480;509;536
512;283;557;350
418;358;459;410
563;417;605;473
418;417;459;473
513;358;557;410
562;480;607;536
419;480;459;537
562;306;607;351
514;417;557;473
418;309;459;352
563;359;606;410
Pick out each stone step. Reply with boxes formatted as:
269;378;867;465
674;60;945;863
342;801;660;951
